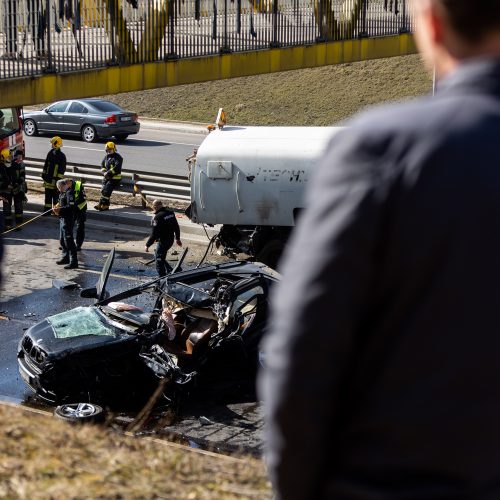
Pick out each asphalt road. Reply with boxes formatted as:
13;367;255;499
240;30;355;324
0;213;158;405
0;213;263;454
24;121;207;177
0;211;220;404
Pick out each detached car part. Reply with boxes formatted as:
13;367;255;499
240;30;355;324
54;403;105;424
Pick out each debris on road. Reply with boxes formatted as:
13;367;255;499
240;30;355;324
52;280;79;290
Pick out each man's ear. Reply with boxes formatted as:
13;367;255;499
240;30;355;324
428;0;446;45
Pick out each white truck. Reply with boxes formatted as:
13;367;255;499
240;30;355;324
187;125;344;267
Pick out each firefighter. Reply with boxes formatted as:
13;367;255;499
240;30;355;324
144;199;182;277
53;179;78;269
95;141;122;211
0;149;26;231
42;136;66;215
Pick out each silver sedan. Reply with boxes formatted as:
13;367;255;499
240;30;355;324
23;98;140;143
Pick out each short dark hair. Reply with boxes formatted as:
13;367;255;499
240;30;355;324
439;0;500;42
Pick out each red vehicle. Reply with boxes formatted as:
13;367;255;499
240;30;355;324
0;107;24;154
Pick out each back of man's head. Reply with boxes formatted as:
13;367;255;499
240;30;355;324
436;0;500;42
152;199;163;211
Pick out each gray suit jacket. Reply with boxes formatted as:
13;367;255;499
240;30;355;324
259;59;500;500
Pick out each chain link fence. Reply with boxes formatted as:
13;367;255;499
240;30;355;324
0;0;412;80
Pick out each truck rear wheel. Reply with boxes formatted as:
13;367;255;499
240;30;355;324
256;239;285;270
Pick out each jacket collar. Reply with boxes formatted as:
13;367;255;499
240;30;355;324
437;57;500;96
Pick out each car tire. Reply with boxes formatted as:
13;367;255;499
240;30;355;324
255;239;285;270
114;134;129;142
81;125;97;143
23;119;38;137
54;402;105;424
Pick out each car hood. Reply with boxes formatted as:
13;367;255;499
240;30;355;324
23;307;132;358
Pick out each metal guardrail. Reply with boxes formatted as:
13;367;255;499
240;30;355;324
25;157;191;205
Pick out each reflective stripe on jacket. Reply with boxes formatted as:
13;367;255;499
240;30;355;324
74;180;87;210
101;152;123;181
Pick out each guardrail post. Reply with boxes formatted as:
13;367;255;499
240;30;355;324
133;173;148;208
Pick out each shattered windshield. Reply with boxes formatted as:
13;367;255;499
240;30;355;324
47;307;114;339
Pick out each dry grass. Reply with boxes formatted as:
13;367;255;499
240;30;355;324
104;54;432;126
0;404;271;499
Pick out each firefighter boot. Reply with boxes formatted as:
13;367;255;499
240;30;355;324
94;203;110;211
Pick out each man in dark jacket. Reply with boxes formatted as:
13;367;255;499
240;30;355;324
42;136;66;215
145;200;182;277
53;179;77;269
0;149;26;231
95;141;122;211
259;1;500;499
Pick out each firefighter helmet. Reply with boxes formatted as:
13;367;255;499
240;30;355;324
105;141;116;152
50;136;63;149
0;149;11;162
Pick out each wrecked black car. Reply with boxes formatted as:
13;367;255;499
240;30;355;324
17;249;279;408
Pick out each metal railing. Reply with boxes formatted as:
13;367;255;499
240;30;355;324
0;0;412;80
25;157;191;203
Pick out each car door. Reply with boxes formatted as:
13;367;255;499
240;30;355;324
65;101;89;135
38;101;69;133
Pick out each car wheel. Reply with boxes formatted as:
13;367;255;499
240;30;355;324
81;125;97;143
114;134;129;142
54;402;105;423
23;119;38;137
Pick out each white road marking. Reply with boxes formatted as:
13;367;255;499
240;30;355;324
64;146;102;152
63;140;199;150
130;138;200;147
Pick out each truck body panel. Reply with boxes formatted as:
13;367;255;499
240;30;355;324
190;126;343;227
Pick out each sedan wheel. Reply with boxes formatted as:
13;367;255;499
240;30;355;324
54;402;105;423
23;119;38;136
81;125;97;143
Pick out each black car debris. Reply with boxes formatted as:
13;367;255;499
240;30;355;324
17;249;279;413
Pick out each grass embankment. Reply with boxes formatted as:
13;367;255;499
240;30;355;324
105;54;432;126
0;404;271;498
